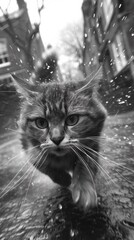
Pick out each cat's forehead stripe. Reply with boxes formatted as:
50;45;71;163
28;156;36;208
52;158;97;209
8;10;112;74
46;101;52;113
45;98;66;115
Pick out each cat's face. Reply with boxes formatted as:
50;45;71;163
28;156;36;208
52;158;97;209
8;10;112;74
13;76;106;186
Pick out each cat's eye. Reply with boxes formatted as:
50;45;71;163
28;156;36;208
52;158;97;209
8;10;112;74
35;118;48;129
65;114;79;126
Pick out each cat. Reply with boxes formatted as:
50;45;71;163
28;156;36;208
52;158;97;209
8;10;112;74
11;50;107;211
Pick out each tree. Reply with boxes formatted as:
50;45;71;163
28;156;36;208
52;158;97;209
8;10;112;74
59;22;86;77
0;0;44;71
59;3;100;80
82;0;100;77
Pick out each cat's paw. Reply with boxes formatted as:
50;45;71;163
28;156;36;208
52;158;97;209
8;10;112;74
70;181;97;211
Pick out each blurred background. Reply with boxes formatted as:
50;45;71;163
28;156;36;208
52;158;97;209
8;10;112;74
0;0;134;134
0;1;134;239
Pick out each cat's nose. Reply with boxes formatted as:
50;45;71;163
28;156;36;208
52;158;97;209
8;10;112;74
51;136;64;146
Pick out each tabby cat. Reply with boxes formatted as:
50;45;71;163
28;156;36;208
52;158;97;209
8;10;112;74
12;50;107;211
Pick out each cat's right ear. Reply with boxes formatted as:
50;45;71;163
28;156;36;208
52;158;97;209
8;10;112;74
11;74;40;99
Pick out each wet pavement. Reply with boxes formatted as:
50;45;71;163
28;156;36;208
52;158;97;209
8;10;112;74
0;111;134;239
0;135;55;240
98;112;134;236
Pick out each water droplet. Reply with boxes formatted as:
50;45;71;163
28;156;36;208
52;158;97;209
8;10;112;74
44;233;49;239
59;204;62;210
70;229;75;237
50;218;54;223
46;224;51;229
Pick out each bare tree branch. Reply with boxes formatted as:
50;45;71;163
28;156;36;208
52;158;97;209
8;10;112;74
0;0;45;70
60;23;84;64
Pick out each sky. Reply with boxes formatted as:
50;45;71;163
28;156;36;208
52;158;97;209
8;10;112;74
27;0;83;47
0;0;83;47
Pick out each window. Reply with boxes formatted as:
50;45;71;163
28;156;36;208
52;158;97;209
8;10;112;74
111;31;127;75
0;75;15;90
0;39;10;68
96;17;104;43
126;22;134;53
103;0;114;29
104;50;114;81
98;17;104;42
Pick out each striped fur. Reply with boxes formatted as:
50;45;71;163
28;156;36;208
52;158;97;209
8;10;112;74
12;51;107;211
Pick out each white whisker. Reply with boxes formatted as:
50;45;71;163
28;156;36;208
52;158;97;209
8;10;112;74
16;149;48;216
0;139;19;152
0;148;44;198
3;144;40;168
70;145;96;191
81;143;134;174
75;143;118;187
76;66;102;94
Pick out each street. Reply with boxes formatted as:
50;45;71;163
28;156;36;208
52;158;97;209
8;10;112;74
0;0;134;239
0;111;134;239
0;132;55;240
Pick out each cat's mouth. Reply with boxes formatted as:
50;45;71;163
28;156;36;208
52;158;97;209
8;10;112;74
50;146;69;156
40;142;71;156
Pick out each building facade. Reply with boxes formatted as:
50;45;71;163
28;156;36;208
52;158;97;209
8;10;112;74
82;0;134;113
94;0;134;84
0;1;44;89
93;0;134;113
0;1;45;134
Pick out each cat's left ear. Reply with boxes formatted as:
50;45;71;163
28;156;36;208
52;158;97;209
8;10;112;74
76;67;102;96
76;80;94;97
11;74;40;98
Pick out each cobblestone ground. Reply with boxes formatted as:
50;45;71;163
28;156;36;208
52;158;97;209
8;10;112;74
99;111;134;225
0;111;134;239
0;136;55;240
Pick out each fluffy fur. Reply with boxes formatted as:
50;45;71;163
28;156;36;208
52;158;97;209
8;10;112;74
12;50;107;211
